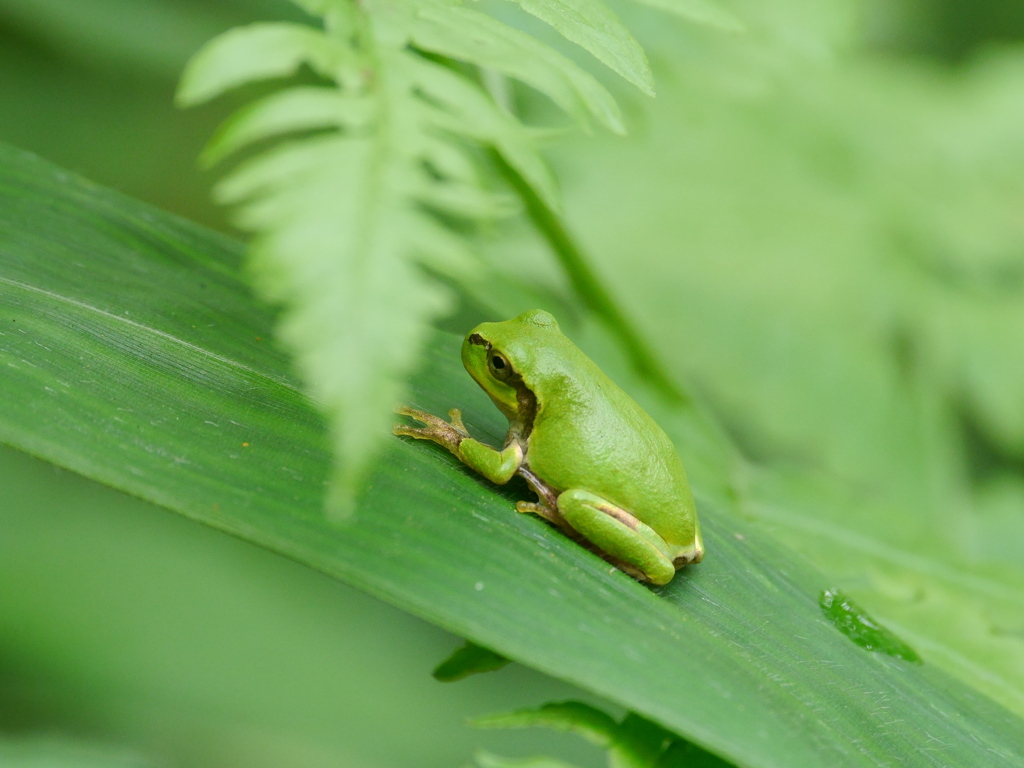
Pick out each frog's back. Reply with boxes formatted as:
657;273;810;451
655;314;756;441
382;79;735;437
522;348;698;548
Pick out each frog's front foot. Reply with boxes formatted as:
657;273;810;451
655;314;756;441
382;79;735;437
393;405;469;453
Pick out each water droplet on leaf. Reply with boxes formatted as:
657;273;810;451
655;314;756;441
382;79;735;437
819;589;922;664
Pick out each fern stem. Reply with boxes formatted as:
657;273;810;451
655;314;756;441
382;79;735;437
493;151;687;405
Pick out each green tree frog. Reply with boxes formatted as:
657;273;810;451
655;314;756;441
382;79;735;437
394;310;703;585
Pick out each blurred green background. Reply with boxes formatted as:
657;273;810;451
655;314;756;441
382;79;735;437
3;0;1024;765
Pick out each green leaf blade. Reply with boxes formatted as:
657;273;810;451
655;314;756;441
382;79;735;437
2;144;1024;768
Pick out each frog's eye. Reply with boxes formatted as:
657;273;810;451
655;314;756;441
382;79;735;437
488;352;513;381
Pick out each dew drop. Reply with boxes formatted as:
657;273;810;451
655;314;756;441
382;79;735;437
819;588;922;664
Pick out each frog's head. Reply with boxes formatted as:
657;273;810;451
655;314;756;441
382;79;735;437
461;309;561;422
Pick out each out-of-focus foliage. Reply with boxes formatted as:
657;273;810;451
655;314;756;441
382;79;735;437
865;0;1024;61
0;737;152;768
0;0;312;227
474;753;587;768
485;0;1024;717
473;701;732;768
433;641;511;682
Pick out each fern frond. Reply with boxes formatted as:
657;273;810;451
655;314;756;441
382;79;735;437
177;0;739;512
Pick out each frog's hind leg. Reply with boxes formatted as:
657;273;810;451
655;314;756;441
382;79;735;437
556;489;676;585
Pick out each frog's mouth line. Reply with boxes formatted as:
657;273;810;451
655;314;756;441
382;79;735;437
466;332;537;441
